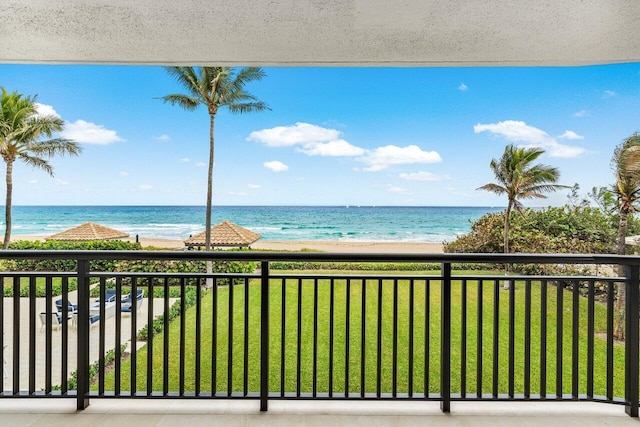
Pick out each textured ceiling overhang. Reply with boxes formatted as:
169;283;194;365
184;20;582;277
1;0;639;66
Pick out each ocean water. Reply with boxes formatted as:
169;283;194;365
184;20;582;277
3;206;502;243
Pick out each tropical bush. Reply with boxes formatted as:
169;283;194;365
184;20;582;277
444;206;640;255
443;205;640;278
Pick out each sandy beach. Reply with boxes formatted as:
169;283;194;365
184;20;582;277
12;235;444;253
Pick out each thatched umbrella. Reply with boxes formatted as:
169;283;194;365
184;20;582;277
46;222;129;241
184;220;260;250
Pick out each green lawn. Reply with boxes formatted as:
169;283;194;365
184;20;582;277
101;271;626;397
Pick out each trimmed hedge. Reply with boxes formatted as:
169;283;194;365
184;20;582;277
4;240;142;272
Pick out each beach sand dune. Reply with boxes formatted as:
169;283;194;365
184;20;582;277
13;235;444;253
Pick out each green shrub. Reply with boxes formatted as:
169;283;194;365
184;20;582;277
137;286;199;341
2;277;78;297
4;240;142;272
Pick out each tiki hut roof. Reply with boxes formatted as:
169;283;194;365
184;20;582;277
46;222;129;241
184;221;260;248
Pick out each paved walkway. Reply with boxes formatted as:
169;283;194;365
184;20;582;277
0;399;636;426
2;291;173;391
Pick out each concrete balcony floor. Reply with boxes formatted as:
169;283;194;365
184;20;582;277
0;399;636;426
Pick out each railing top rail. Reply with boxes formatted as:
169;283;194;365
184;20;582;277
0;249;638;265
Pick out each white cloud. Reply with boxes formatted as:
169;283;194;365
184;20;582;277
458;83;468;91
34;103;61;119
357;145;442;172
154;134;170;141
388;186;409;194
248;122;340;147
138;184;152;191
56;179;69;186
247;184;261;189
297;139;366;157
399;171;446;181
195;162;206;167
61;119;124;145
119;171;129;177
228;191;247;197
473;120;586;158
28;179;38;184
603;90;617;98
264;160;288;172
558;130;584;140
180;158;190;163
572;110;588;118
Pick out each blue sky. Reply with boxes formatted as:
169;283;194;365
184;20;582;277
1;64;639;207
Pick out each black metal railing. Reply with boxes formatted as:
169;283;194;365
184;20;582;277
0;250;638;417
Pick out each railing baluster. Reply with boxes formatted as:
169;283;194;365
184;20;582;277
12;276;19;396
115;277;122;395
492;279;499;398
461;279;467;398
524;279;531;399
508;274;515;399
243;277;249;397
572;280;579;400
587;280;595;399
624;264;639;417
98;278;106;396
196;276;202;396
296;278;302;397
556;280;563;399
0;276;4;395
61;276;69;395
313;278;319;398
146;277;154;396
425;279;430;399
441;263;451;413
130;277;138;396
541;279;547;399
376;279;382;399
329;278;335;398
477;280;483;398
227;276;233;397
345;278;351;398
45;276;52;394
281;277;286;397
392;278;398;398
408;279;414;398
180;277;186;396
607;281;614;401
259;261;269;412
211;277;218;396
28;276;36;395
360;279;366;399
163;277;169;396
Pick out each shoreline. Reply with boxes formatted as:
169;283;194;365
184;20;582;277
11;235;444;253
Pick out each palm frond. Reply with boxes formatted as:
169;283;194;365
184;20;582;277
160;94;200;111
476;183;507;194
27;138;82;157
18;153;53;176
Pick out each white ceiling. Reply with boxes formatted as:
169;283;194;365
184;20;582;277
1;0;639;66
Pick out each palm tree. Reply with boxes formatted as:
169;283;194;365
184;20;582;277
0;88;81;249
611;134;640;339
161;67;269;251
477;144;566;287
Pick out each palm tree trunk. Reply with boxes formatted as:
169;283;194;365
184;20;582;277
614;209;628;340
3;161;13;249
503;201;512;290
206;113;215;251
205;113;215;288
